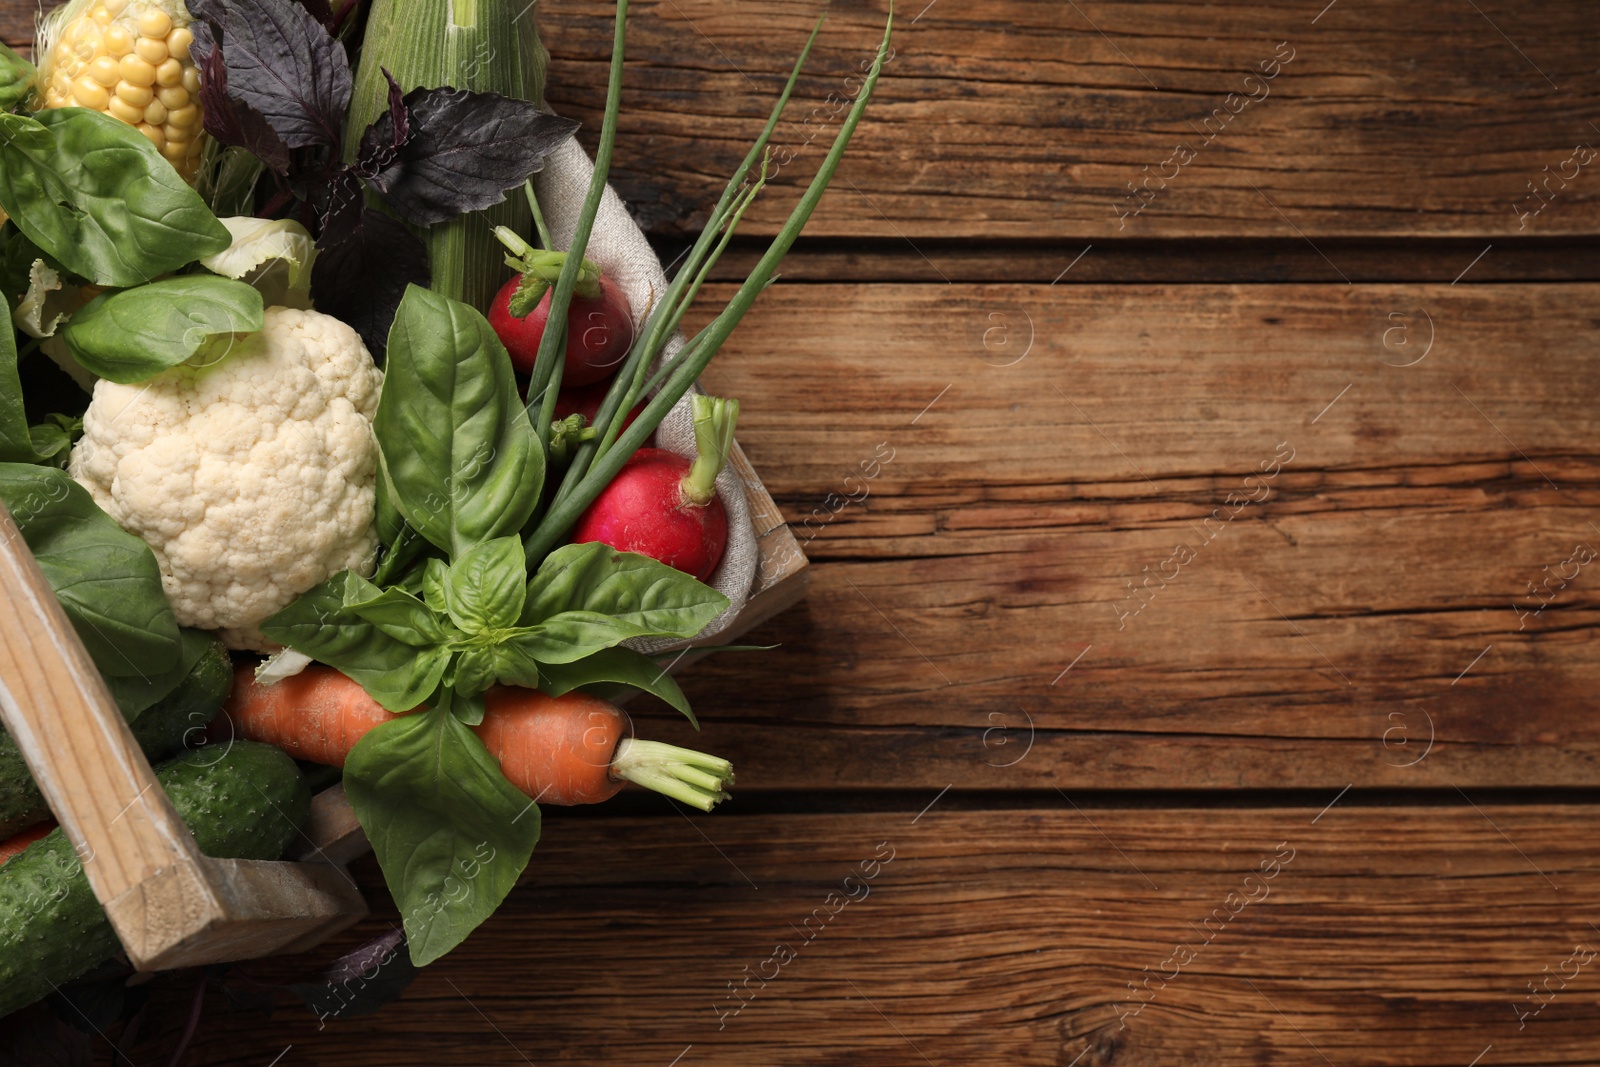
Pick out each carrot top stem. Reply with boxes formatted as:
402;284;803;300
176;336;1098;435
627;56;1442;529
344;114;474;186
611;738;734;811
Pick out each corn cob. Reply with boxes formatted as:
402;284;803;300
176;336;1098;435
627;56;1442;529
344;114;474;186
33;0;206;181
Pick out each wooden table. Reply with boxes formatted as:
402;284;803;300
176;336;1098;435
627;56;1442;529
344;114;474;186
8;0;1600;1063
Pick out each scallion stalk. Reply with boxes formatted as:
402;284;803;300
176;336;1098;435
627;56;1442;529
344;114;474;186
524;10;895;568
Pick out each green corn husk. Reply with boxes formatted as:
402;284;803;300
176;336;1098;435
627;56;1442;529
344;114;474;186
346;0;549;313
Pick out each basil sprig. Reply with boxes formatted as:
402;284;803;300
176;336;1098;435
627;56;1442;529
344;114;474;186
0;110;231;288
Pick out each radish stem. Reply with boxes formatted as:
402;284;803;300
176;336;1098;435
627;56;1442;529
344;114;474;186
683;394;739;506
611;738;734;811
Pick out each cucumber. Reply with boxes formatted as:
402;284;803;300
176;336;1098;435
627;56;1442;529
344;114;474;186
0;741;310;1018
0;632;231;837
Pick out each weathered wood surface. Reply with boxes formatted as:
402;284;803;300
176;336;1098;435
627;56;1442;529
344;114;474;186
132;806;1600;1065
612;280;1600;791
10;2;1598;243
540;0;1600;240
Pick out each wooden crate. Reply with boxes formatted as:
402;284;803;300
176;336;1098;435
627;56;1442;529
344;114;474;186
0;454;805;966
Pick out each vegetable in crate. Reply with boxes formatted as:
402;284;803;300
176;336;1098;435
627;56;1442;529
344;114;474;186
0;743;312;1018
67;306;385;650
570;394;739;581
490;228;633;385
34;0;207;180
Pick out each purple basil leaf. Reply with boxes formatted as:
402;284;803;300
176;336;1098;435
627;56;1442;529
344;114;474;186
196;45;292;173
354;69;411;179
311;209;430;359
312;165;366;246
285;929;418;1022
188;0;352;150
364;87;579;227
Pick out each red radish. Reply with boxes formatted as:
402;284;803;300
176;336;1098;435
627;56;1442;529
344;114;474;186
569;395;739;581
489;226;633;386
554;379;646;434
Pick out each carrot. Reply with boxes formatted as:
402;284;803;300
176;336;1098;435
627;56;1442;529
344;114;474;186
221;665;734;810
0;821;55;866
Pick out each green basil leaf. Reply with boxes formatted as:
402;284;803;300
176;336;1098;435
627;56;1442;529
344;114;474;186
421;557;450;615
340;575;452;648
102;626;217;721
62;276;265;384
343;707;540;966
522;543;728;638
376;286;542;557
0;322;39;463
443;536;525;634
504;611;686;665
0;463;179;676
261;571;449;711
491;641;542;690
447;646;498;701
27;414;82;470
0;110;232;287
434;680;488;727
537;646;696;726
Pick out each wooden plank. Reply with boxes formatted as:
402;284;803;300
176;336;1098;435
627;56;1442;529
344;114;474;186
539;0;1600;241
10;1;1595;241
574;280;1600;791
0;503;366;971
131;805;1600;1065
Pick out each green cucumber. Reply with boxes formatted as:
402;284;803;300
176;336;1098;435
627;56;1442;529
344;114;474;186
0;632;231;837
0;741;311;1018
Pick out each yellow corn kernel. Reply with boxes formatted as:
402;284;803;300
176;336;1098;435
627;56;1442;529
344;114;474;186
165;103;197;127
118;54;155;86
72;76;109;109
181;66;199;94
156;83;187;108
135;37;166;64
105;0;129;13
88;55;119;85
154;57;182;86
161;121;183;142
108;94;144;122
168;25;191;62
160;139;186;162
135;121;162;146
115;81;153;107
104;25;132;56
142;99;166;124
137;8;171;38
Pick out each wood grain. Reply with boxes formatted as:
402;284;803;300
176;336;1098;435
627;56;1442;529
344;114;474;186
600;280;1600;791
10;0;1591;241
129;805;1600;1066
538;0;1600;241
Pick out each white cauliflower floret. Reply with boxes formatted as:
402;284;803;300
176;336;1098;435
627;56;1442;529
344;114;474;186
68;307;384;651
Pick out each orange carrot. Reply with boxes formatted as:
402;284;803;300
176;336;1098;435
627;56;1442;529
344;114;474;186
0;820;55;866
220;665;733;810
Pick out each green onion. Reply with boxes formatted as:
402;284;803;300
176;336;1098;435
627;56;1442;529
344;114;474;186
524;10;895;568
346;0;549;313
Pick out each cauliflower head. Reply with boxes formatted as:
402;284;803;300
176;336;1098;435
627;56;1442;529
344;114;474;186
68;307;384;651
